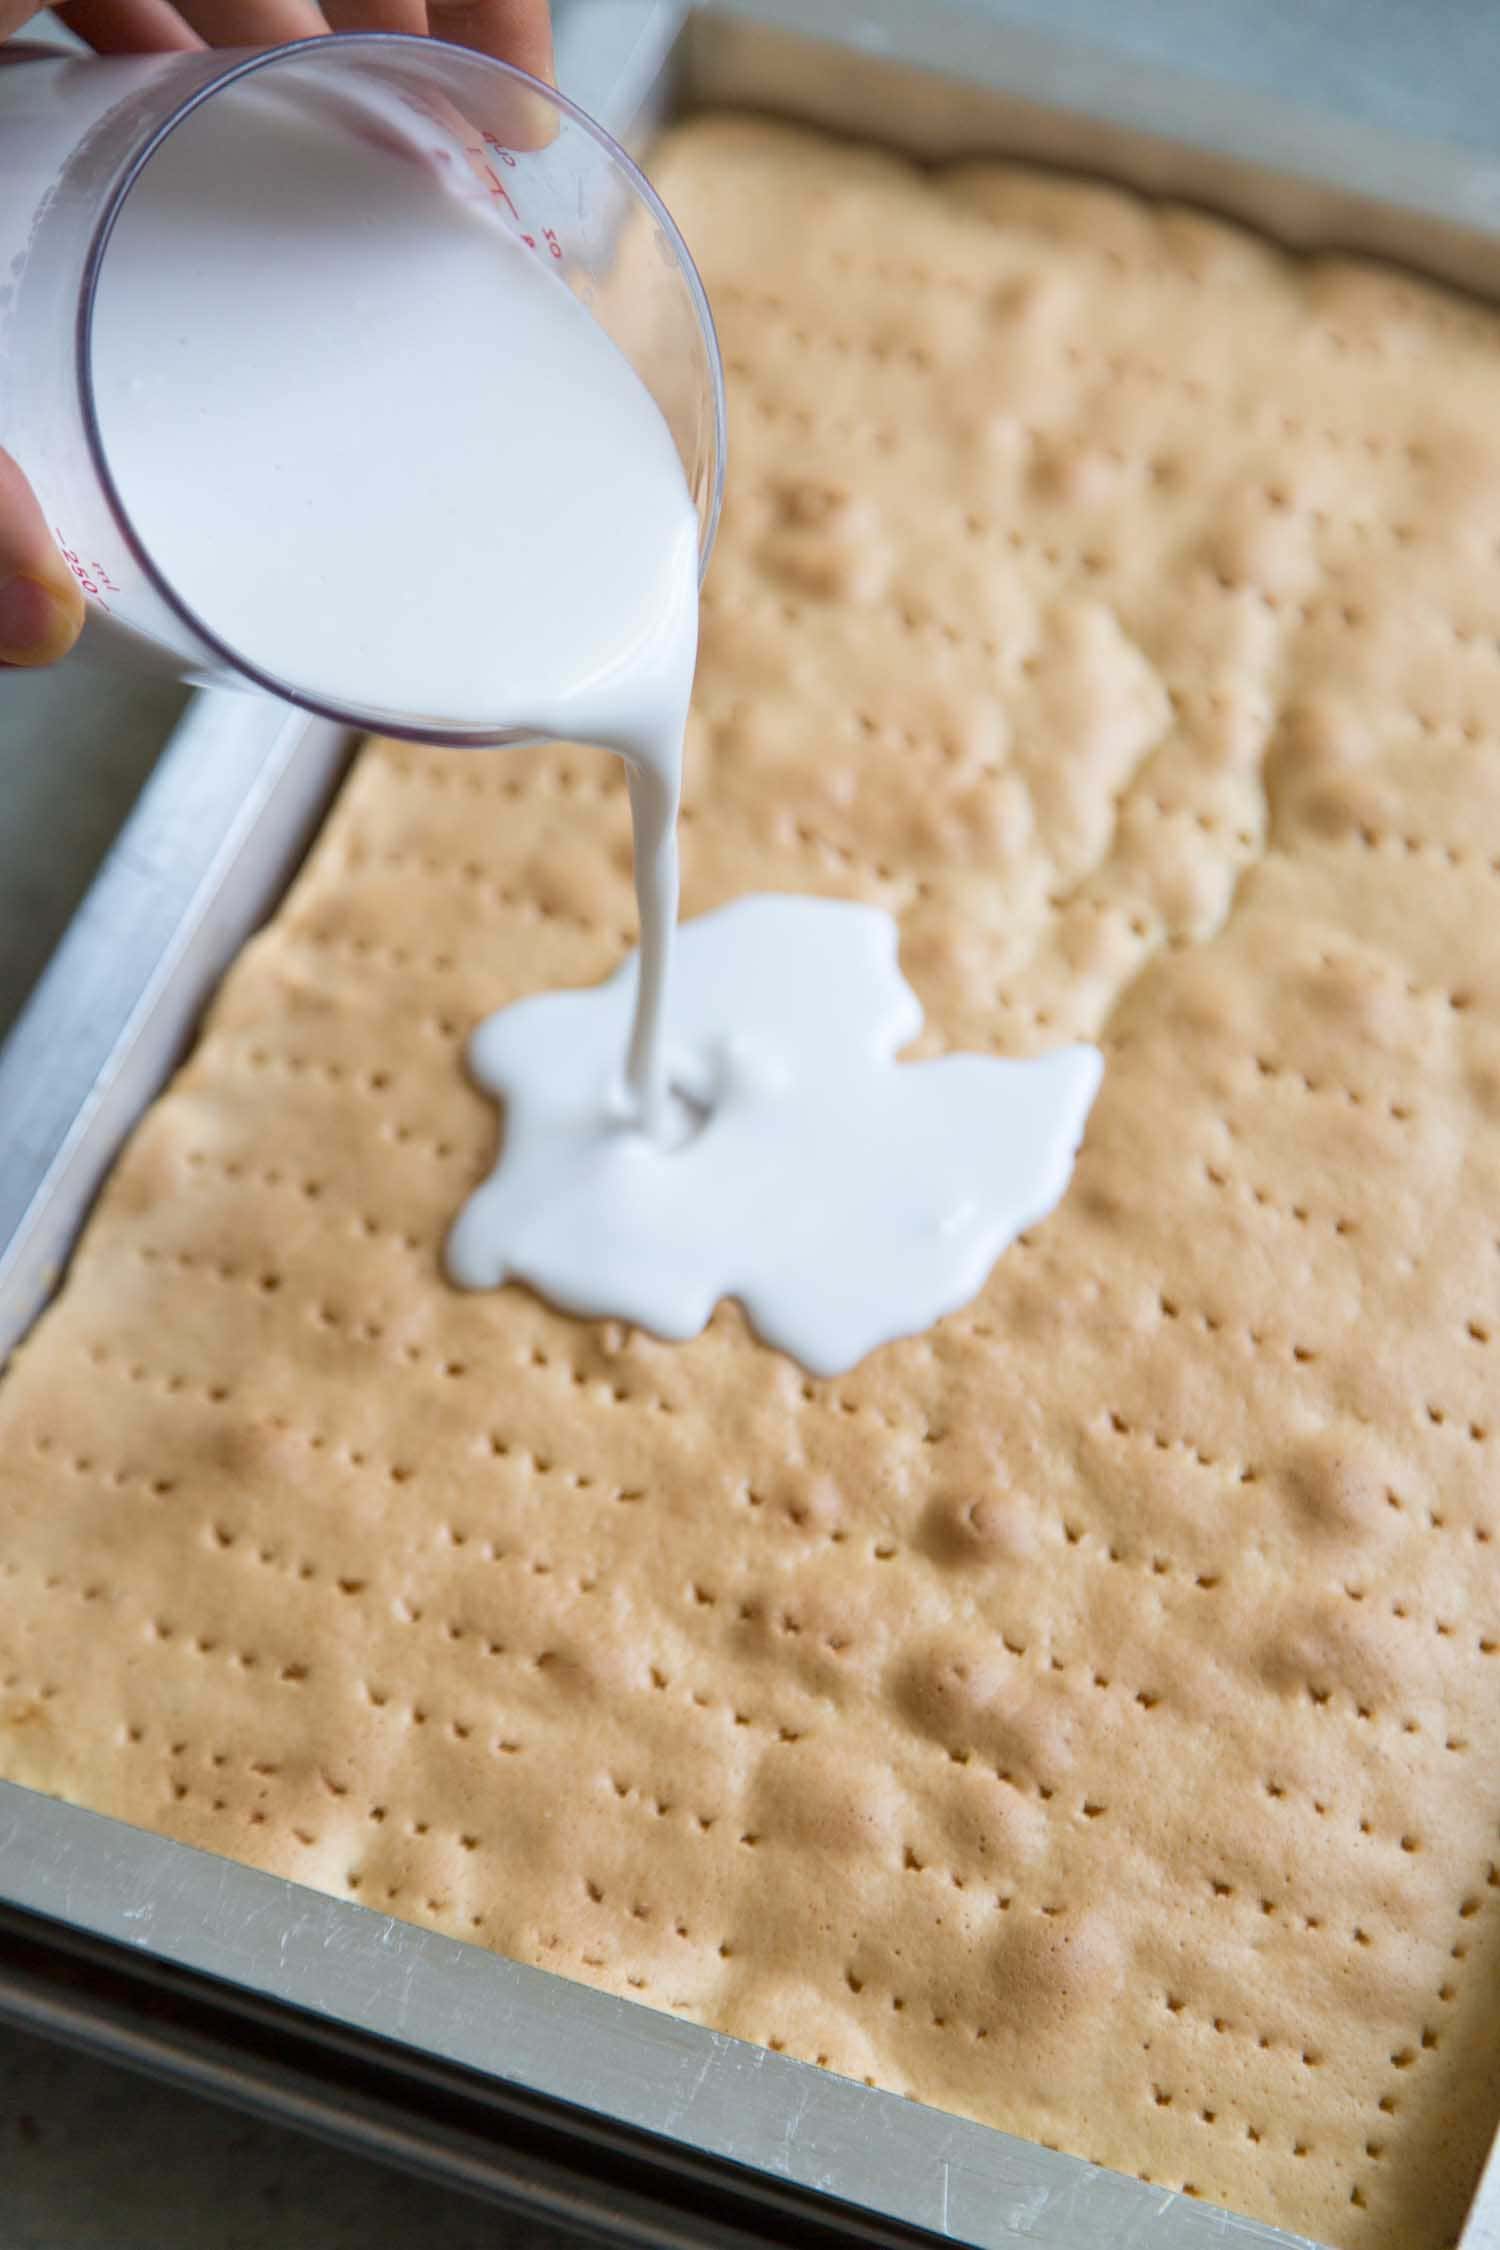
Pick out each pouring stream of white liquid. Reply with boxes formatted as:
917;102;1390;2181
89;79;1101;1371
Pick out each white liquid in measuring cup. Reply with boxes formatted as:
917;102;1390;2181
90;83;700;750
92;76;1102;1373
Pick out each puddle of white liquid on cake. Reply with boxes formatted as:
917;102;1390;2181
448;895;1103;1375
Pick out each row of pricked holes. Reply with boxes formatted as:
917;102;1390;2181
207;1519;600;1609
1204;1827;1425;1911
133;1233;438;1314
930;1633;1168;1748
1338;954;1491;1027
702;1517;1226;1614
830;229;1250;297
118;1721;523;1845
319;1301;688;1421
178;1156;426;1253
1145;2084;1383;2172
1261;1773;1468;1852
540;1938;730;2021
1061;337;1441;464
790;1380;949;1438
83;1337;236;1406
1157;1291;1322;1370
931;1613;1479;1755
726;566;1009;663
27;1433;177;1498
84;1324;685;1499
88;1362;658;1505
1102;1408;1263;1482
343;843;628;941
1340;1580;1499;1654
11;1536;577;1700
379;755;620;803
787;819;935;903
1158;1984;1380;2063
559;1887;740;1981
139;1614;309;1682
1200;1159;1359;1236
1321;822;1500;883
126;1227;686;1418
12;1567;319;1683
938;205;1443;351
715;282;937;371
962;466;1433;580
290;925;469;986
844;704;1003;775
208;1049;471;1171
1292;1676;1488;1731
689;1579;854;1655
41;1385;414;1509
739;1485;893;1577
1045;892;1161;945
724;381;904;457
1381;1482;1495;1544
1051;797;1260;884
360;1645;820;1756
1248;1052;1419;1121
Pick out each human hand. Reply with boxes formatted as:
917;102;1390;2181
0;0;554;667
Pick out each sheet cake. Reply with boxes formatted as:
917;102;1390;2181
4;115;1500;2249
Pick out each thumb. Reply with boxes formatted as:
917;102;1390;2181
0;449;86;666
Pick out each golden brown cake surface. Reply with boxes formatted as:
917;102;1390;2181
5;115;1500;2250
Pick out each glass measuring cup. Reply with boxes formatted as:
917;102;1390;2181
0;35;725;745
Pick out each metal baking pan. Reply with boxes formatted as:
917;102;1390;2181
3;4;1499;2242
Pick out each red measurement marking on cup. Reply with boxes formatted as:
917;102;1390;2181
484;165;519;217
466;133;561;255
464;141;519;217
54;532;114;612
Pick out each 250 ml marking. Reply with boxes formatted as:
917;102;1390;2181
54;530;118;610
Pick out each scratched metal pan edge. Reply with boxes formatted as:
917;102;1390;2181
2;2;1497;2244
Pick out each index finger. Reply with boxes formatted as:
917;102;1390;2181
426;0;552;82
0;448;86;667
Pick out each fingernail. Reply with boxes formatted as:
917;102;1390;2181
0;570;84;666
